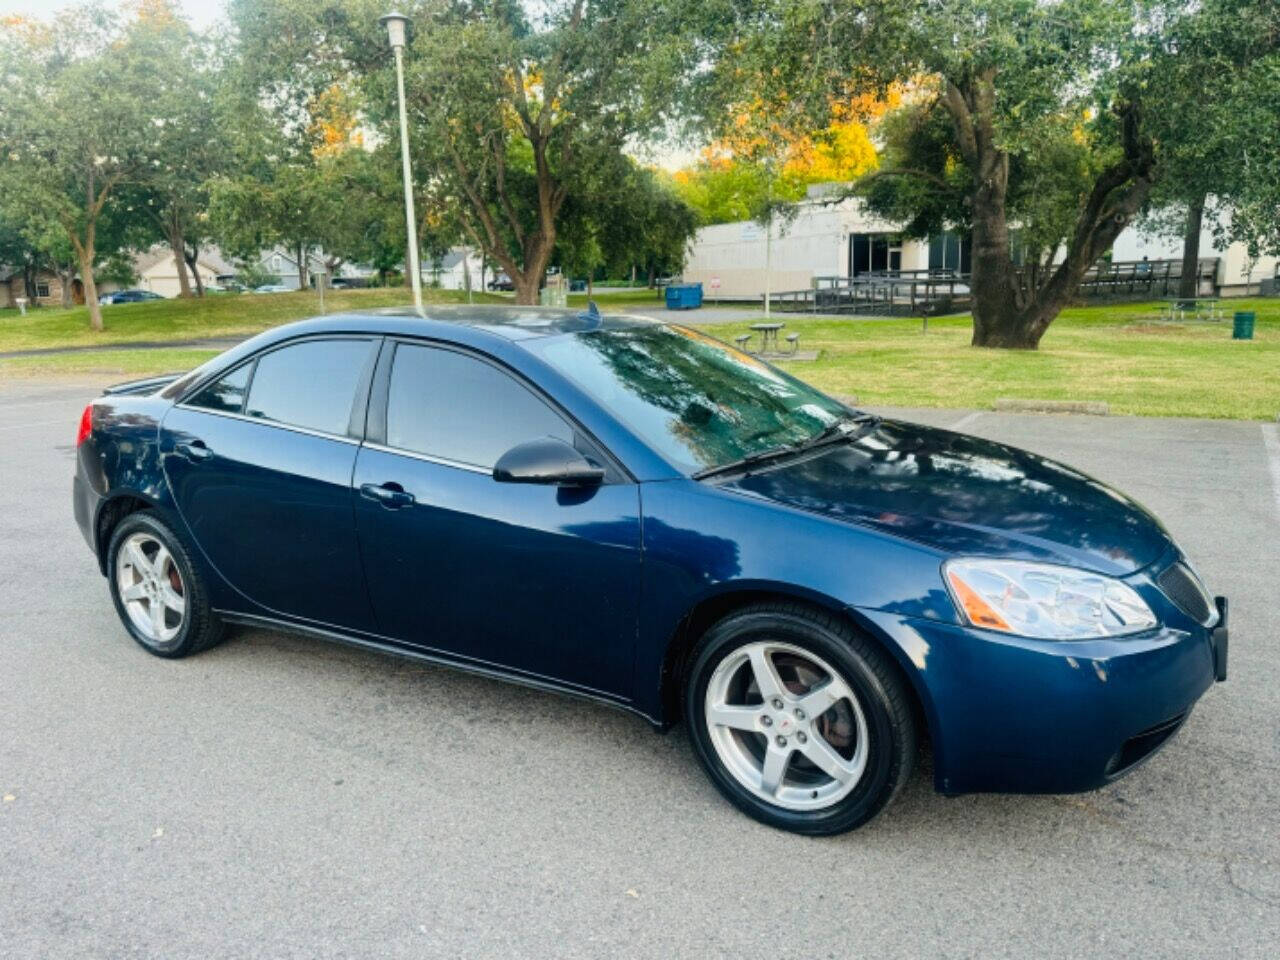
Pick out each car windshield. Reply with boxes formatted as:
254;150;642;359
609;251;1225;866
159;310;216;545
530;323;849;474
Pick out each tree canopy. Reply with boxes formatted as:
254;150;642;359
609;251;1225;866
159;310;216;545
226;0;703;304
696;0;1279;347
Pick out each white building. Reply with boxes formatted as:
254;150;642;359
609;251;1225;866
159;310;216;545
682;188;1277;299
426;248;486;291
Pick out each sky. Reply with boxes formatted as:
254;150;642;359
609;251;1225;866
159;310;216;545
0;0;224;26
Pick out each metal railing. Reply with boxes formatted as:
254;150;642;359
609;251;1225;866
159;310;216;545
776;272;971;316
773;258;1219;316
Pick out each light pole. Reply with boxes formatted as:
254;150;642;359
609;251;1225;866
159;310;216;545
380;11;423;315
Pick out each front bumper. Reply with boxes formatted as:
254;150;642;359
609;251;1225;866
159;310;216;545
857;605;1225;796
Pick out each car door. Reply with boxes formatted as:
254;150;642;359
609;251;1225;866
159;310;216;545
162;336;380;631
352;340;642;700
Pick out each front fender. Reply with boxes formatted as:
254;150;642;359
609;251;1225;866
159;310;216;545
635;479;953;724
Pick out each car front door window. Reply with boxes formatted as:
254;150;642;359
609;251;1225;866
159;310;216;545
384;343;575;467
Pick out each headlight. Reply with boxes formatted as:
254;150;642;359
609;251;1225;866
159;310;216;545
944;559;1157;640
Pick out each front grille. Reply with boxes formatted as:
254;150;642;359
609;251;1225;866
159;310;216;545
1157;562;1215;625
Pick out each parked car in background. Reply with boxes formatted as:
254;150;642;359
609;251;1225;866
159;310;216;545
72;307;1227;836
487;273;515;291
569;279;588;292
252;284;292;294
328;276;366;290
100;289;164;305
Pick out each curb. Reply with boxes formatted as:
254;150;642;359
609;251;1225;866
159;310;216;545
993;398;1109;416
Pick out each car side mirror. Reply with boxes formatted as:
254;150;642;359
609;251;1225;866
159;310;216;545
493;438;605;486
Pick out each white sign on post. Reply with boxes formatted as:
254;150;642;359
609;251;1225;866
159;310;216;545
710;277;721;290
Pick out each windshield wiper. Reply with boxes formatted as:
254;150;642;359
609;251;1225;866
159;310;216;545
692;444;797;480
693;414;879;480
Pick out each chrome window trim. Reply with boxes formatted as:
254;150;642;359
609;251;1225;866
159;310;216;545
172;404;362;445
361;441;492;476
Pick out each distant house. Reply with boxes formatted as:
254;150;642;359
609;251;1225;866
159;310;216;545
251;248;376;289
96;246;239;299
0;267;80;309
426;248;486;291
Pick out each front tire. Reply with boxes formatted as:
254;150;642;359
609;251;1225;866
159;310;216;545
107;511;224;658
684;603;916;835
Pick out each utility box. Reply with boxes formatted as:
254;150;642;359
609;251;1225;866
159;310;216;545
540;275;568;308
665;283;703;310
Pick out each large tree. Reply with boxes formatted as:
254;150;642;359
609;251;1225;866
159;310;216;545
0;5;172;330
673;95;889;226
129;3;228;298
1141;0;1280;296
702;0;1192;348
555;156;699;289
228;0;699;304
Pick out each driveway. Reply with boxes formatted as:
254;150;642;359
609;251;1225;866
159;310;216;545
2;378;1277;959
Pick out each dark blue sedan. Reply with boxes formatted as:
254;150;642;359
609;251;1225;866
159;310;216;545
73;307;1228;834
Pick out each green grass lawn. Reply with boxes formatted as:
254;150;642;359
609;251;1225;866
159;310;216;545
0;287;504;353
2;290;1275;419
696;299;1280;420
566;288;671;309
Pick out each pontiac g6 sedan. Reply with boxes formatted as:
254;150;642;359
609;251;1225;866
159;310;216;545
73;307;1228;835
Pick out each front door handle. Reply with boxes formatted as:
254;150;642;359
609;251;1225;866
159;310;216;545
360;482;415;509
175;440;212;462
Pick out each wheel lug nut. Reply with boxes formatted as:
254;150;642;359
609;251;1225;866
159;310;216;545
797;732;807;744
776;735;787;747
761;715;772;727
771;698;783;710
795;709;806;720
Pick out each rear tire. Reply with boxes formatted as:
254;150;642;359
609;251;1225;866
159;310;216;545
107;511;224;658
684;602;915;835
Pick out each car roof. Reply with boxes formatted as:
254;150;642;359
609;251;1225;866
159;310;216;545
325;305;660;342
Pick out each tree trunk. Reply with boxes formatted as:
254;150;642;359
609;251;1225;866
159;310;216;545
297;245;309;290
23;263;37;302
1178;193;1206;299
60;264;75;309
170;236;193;298
512;275;540;305
183;245;205;297
943;76;1155;350
967;164;1032;347
78;249;103;332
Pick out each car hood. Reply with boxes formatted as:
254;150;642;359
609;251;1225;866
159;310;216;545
720;419;1174;576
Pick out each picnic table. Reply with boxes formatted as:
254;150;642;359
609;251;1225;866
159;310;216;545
750;322;785;353
1159;298;1224;322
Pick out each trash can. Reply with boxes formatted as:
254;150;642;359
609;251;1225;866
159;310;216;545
1232;310;1255;340
664;283;703;310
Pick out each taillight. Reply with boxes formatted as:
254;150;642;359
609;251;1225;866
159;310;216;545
76;404;93;446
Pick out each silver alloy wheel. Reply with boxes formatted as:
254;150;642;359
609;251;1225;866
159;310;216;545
704;640;869;812
115;532;185;646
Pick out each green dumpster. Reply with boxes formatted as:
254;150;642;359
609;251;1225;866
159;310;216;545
1232;310;1255;340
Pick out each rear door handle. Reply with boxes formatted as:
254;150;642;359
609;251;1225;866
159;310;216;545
175;440;212;462
360;482;415;509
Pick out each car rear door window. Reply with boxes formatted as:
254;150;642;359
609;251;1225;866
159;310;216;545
188;362;252;414
245;338;374;436
385;343;572;468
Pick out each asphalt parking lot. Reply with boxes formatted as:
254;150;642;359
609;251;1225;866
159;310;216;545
2;376;1278;959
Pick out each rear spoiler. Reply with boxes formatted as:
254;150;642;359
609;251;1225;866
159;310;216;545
101;373;183;397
